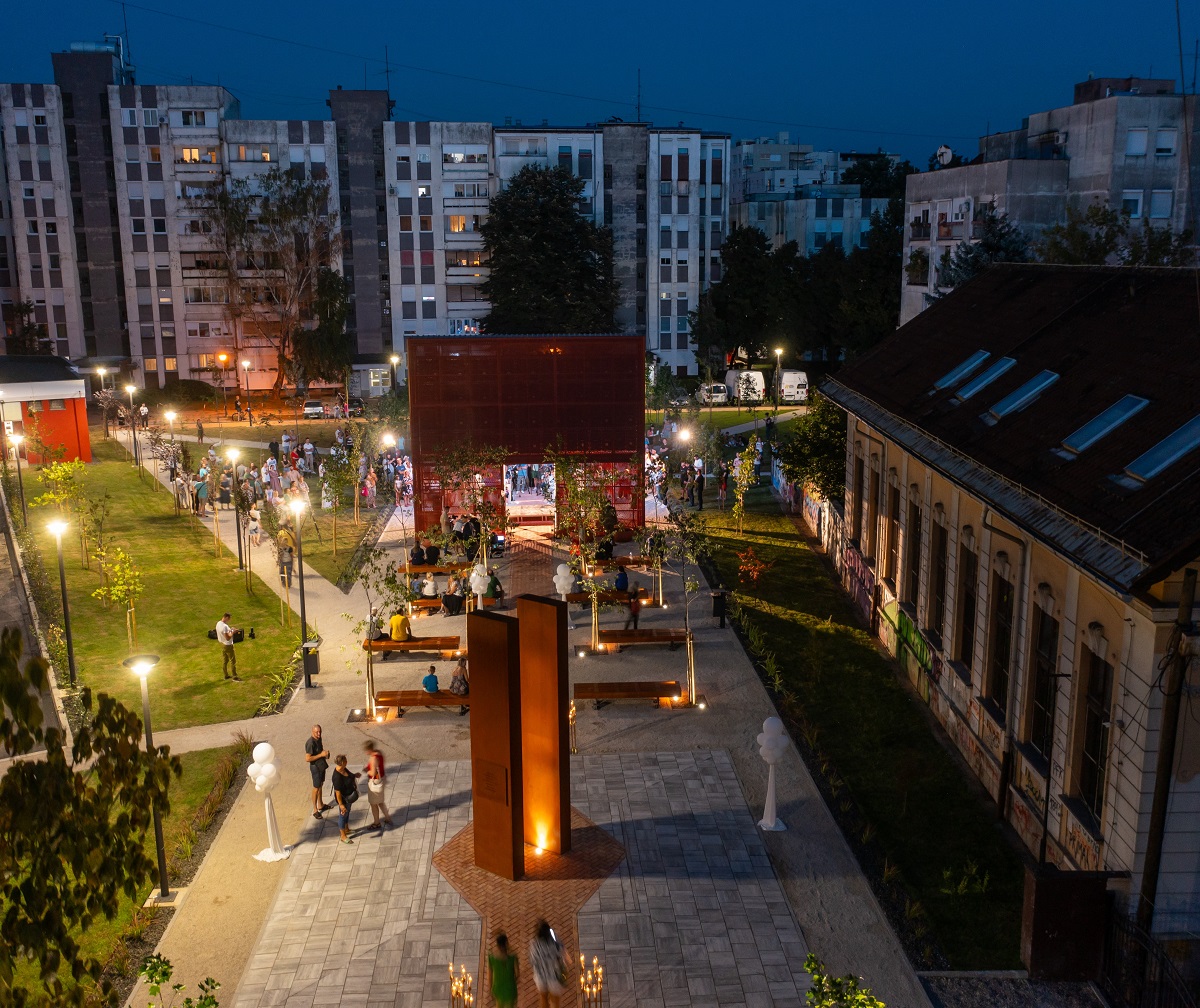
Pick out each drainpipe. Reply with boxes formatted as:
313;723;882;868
983;507;1030;819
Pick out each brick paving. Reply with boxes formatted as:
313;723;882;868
233;751;808;1007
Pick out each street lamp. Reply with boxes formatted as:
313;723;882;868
389;354;400;397
96;368;109;438
124;654;172;901
228;449;244;571
124;384;140;473
774;347;783;413
47;520;77;688
241;360;252;425
9;433;26;525
288;498;312;687
164;412;179;516
217;354;229;417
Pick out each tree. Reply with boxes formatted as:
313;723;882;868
0;628;180;1006
481;165;617;333
1035;200;1192;266
778;392;847;502
931;208;1030;297
427;440;510;563
730;441;758;536
646;362;684;412
30;459;86;513
840;152;917;201
4;301;52;356
802;954;887;1007
343;547;411;717
92;546;145;651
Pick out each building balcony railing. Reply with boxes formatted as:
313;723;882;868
937;220;965;240
910;221;931;241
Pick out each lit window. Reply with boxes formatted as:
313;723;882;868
983;370;1058;423
953;356;1014;400
1114;414;1200;486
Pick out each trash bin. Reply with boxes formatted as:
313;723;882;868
302;640;320;687
711;588;729;628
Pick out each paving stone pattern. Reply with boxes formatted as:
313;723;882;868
234;751;808;1007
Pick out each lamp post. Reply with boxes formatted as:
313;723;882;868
217;353;229;417
773;347;783;414
47;520;77;687
9;433;26;525
97;368;109;437
241;360;252;425
389;354;400;398
228;449;244;571
124;654;172;900
124;384;140;474
289;498;312;687
164;411;179;516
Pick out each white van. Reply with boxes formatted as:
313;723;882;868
779;370;810;403
697;383;729;405
724;369;766;403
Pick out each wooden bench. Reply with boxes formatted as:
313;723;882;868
404;563;474;575
592;556;650;572
565;588;650;605
597;628;689;651
375;689;469;717
574;680;682;709
361;636;462;658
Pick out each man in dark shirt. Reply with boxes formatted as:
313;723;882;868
305;724;330;819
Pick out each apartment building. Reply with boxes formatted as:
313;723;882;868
0;41;731;391
821;264;1200;937
900;76;1198;324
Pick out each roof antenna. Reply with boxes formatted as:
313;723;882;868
384;45;391;101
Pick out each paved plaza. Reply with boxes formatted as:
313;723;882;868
234;752;808;1008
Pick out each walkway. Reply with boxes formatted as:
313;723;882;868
111;427;929;1008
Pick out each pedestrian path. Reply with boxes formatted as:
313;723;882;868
115;427;931;1008
720;407;805;436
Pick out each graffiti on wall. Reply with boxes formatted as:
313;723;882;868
1065;813;1102;871
843;545;875;621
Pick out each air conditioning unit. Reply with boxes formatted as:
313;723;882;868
387;185;397;196
1054;131;1067;145
159;117;168;126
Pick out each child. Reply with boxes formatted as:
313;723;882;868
488;932;518;1008
248;508;261;547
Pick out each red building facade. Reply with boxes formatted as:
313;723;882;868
0;357;92;464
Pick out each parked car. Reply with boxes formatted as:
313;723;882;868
302;400;327;418
724;369;766;403
347;396;366;417
697;383;729;405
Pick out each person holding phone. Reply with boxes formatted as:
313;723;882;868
529;919;567;1007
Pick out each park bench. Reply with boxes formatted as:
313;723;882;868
565;588;650;606
591;556;650;572
375;689;469;717
404;563;475;576
361;636;462;658
596;628;689;652
573;680;682;709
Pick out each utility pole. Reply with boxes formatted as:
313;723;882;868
1137;567;1197;932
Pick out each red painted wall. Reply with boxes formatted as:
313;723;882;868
21;399;92;464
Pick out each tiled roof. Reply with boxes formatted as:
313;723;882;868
0;355;84;383
822;264;1200;591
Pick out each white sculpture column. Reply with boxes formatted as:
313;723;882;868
248;741;290;861
757;717;788;831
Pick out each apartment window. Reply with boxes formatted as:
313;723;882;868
144;358;159;373
123;109;138;127
163;357;177;372
27;221;38;235
905;499;922;604
1121;190;1143;218
398;215;412;232
1125;128;1148;156
131;219;145;234
148;146;161;163
48;253;60;269
446;214;483;233
446;285;484;302
558;145;572;171
416;150;430;163
929;522;948;636
153;218;166;234
987;573;1015;715
1149;190;1173;219
1078;646;1114;822
1155;128;1178;156
45;222;57;235
180;147;200;163
955;546;977;669
1027;608;1060;759
578;149;593;179
883;485;900;583
421;295;436;318
417;185;431;198
446;248;487;267
419;216;432;232
180;110;207;127
143;108;159;126
448;318;480;335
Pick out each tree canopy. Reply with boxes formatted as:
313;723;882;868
778;392;847;502
840;152;918;201
481;166;617;333
1036;200;1194;266
932;208;1031;297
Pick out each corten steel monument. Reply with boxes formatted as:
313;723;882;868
407;333;646;530
466;594;571;879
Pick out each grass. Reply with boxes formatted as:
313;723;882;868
647;405;805;431
12;744;243;997
291;501;384;585
30;439;298;730
701;486;1024;969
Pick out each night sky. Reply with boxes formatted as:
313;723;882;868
4;0;1197;163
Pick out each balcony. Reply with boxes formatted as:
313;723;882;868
909;221;931;241
937;220;965;241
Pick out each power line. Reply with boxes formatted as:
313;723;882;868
112;0;978;142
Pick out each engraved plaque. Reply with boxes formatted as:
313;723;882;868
475;759;508;806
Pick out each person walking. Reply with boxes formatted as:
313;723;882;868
268;437;279;464
529;919;567;1008
695;469;706;511
361;740;394;830
139;403;149;429
305;724;330;818
488;933;518;1008
331;754;360;844
196;418;204;444
215;612;241;681
623;584;641;631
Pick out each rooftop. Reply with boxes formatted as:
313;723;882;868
823;264;1200;592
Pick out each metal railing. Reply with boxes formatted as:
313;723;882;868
1101;913;1197;1008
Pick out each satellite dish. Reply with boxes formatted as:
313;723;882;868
936;145;954;166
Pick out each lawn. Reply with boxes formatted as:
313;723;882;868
30;439;297;729
128;413;409;458
647;405;805;431
291;500;388;585
12;743;245;999
701;486;1024;969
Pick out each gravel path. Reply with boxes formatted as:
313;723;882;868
922;976;1107;1008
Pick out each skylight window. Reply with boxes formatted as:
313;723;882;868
953;357;1016;401
983;370;1059;424
932;350;990;392
1112;414;1200;488
1057;395;1150;457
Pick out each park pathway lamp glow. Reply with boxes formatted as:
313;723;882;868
774;347;783;413
124;654;172;900
47;520;77;687
9;433;26;525
389;354;400;397
288;498;314;687
124;384;141;474
217;353;229;416
241;360;252;424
